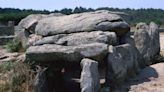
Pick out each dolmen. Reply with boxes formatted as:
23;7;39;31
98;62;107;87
16;10;160;92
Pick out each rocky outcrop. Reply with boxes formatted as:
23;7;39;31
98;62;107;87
134;22;160;65
33;31;117;46
35;11;130;36
26;43;108;63
80;58;100;92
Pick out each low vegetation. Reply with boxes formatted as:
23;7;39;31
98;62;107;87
5;39;22;52
0;61;35;92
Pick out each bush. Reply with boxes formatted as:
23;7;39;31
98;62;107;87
0;62;35;92
5;39;22;52
0;62;15;73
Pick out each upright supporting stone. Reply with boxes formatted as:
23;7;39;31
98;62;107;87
34;67;49;92
80;58;100;92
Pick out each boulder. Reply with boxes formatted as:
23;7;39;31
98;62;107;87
80;58;100;92
106;45;127;89
17;13;64;33
18;14;47;33
136;22;149;30
119;32;135;46
47;13;65;17
106;44;141;89
134;28;151;65
15;30;30;48
134;22;160;65
27;34;42;46
34;67;48;92
26;43;108;63
148;22;160;58
34;31;117;46
35;11;130;36
33;34;66;46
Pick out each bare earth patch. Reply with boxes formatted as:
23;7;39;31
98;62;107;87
129;78;164;92
160;33;164;51
128;63;164;92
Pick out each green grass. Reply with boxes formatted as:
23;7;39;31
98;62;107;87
0;62;15;73
5;39;22;52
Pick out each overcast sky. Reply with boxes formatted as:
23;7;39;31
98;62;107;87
0;0;164;11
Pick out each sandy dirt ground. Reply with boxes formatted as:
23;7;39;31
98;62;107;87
160;33;164;53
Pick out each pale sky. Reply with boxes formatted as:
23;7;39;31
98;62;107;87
0;0;164;11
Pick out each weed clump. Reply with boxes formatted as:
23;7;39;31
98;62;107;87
5;39;22;52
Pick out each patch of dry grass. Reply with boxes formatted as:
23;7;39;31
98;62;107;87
0;62;35;92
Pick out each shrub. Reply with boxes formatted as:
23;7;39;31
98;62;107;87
0;62;35;92
5;39;22;52
0;61;15;73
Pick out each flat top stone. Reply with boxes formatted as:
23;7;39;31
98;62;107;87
35;11;130;36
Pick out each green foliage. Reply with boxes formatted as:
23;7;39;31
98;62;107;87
0;62;15;73
0;8;50;25
0;62;35;92
5;39;21;52
0;7;164;26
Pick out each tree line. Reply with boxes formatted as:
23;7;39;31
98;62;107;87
0;7;164;26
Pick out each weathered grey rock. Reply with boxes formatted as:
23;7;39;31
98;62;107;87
106;44;141;89
149;22;160;58
34;31;117;46
26;43;108;63
15;30;30;48
17;13;64;34
35;11;130;36
106;45;127;89
33;34;66;46
18;14;47;33
47;13;65;17
136;22;149;30
80;58;100;92
34;67;48;92
134;22;160;65
134;28;151;65
119;32;135;46
27;34;42;46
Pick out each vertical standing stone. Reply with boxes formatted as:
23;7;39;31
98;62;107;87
34;67;49;92
134;22;160;65
106;45;127;90
80;58;100;92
